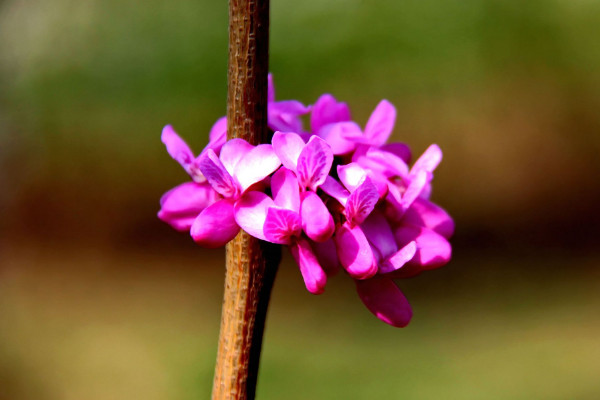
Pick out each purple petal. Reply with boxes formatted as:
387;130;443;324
271;167;300;212
290;238;327;295
381;142;412;164
263;207;301;245
272;131;305;171
360;210;397;260
353;146;409;178
355;277;412;328
411;144;442;175
379;241;417;274
271;100;311;115
384;183;405;223
363;100;396;146
334;224;377;280
234;191;276;241
317;122;360;155
386;264;423;279
161;125;194;169
190;199;240;248
198;149;239;198
337;163;367;192
219;138;254;176
267;73;275;103
296;136;334;191
310;94;351;133
300;191;335;243
234;144;281;192
401;170;429;211
158;182;219;231
320;176;350;206
395;226;452;269
311;239;340;276
207;117;227;153
346;178;379;227
268;101;310;133
402;198;455;238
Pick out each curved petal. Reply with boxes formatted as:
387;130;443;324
353;146;409;178
198;149;239;198
267;73;275;103
311;239;340;276
310;94;351;133
207;116;227;153
296;136;334;191
346;177;379;227
219;138;254;176
394;226;452;269
360;210;397;260
300;191;335;242
271;167;300;212
403;198;455;238
272;131;305;171
317;122;359;155
161;125;194;168
320;176;350;206
234;144;281;192
190;199;240;248
380;241;417;274
334;224;377;280
364;100;396;146
355;277;412;328
271;100;311;115
263;207;301;245
291;239;327;295
411;144;442;175
268;101;309;133
384;183;405;223
234;191;276;241
401;170;429;211
337;163;367;192
381;142;411;164
158;182;218;231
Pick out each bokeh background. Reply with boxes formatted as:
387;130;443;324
1;0;600;398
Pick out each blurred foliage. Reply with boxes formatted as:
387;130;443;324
1;0;600;245
1;247;599;399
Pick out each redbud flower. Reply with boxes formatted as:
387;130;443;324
193;139;281;247
157;122;225;231
158;75;454;328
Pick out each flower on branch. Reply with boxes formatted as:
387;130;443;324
159;75;454;327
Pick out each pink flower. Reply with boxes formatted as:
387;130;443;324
320;167;380;280
235;168;329;294
158;79;454;328
193;139;281;248
157;122;226;231
267;74;311;133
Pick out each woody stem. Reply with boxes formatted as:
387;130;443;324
211;1;280;399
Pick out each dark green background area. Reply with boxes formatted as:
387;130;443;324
1;0;599;398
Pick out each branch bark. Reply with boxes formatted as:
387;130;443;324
211;1;279;399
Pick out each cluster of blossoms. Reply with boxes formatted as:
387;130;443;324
159;75;453;327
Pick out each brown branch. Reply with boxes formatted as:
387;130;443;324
211;1;280;399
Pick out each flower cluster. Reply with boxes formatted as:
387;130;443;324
159;75;453;327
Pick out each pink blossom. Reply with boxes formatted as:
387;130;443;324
158;78;454;328
235;168;328;294
157;123;225;230
193;139;281;248
267;74;311;133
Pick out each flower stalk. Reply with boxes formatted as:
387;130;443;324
211;1;279;399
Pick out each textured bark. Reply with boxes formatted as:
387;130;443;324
211;1;279;399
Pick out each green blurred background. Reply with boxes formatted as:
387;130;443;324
1;0;599;398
